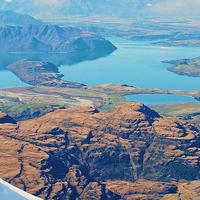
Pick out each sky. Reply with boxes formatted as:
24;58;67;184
150;0;200;16
0;0;69;17
1;0;200;19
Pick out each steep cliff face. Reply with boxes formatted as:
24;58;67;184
0;103;200;199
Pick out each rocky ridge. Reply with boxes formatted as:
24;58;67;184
0;103;200;199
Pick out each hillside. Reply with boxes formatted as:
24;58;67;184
0;103;200;199
0;24;116;54
163;57;200;77
0;10;41;26
7;60;85;88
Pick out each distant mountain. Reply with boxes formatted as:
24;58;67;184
0;10;41;26
0;24;116;54
60;0;158;17
0;0;166;18
0;0;198;19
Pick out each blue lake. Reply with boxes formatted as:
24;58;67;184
60;38;200;90
1;37;200;104
0;70;28;89
126;94;198;105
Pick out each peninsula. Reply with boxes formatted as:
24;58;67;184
163;57;200;77
7;60;85;88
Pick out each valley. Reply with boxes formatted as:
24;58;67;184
0;84;199;121
0;22;200;129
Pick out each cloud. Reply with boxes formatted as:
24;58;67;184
1;0;68;8
4;0;12;3
0;0;69;17
31;0;68;17
32;0;67;6
146;3;153;7
3;0;66;5
150;0;200;16
1;0;200;19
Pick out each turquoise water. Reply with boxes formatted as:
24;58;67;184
0;70;28;89
126;94;198;105
60;38;200;90
1;37;200;104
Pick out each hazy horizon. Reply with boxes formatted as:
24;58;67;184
1;0;200;20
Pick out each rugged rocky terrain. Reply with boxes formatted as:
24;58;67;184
7;60;85;88
0;111;16;124
163;57;200;77
0;103;200;199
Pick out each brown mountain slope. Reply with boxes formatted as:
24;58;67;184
0;103;200;199
0;111;16;124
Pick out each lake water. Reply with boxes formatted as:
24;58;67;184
0;70;28;89
126;94;198;105
60;37;200;90
1;37;200;104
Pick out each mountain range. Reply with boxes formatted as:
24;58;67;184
0;10;41;26
0;11;116;65
0;24;116;53
0;0;166;18
0;0;199;19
